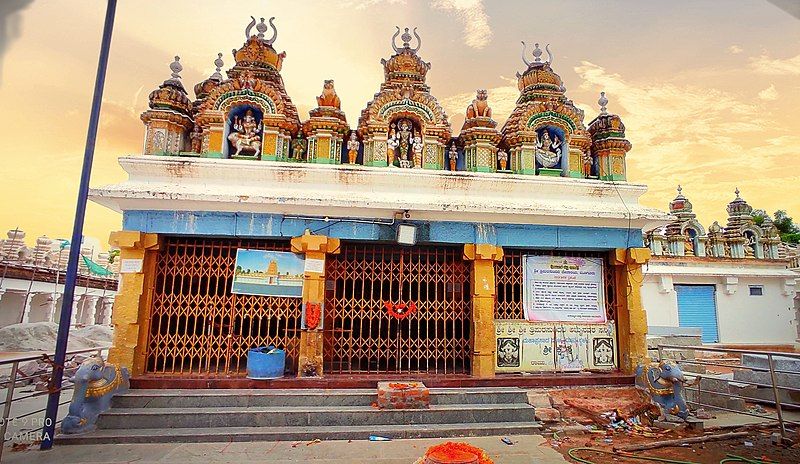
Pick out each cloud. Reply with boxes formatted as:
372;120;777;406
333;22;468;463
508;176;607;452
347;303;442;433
758;84;779;101
727;45;743;54
431;0;492;49
750;52;800;75
341;0;405;9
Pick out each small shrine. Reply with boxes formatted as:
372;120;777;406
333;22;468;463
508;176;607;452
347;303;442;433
92;16;672;383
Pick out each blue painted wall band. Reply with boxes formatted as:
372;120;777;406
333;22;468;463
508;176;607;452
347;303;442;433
122;210;642;250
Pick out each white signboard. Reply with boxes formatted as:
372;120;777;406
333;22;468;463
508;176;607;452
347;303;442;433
523;256;606;323
119;258;143;274
304;258;325;274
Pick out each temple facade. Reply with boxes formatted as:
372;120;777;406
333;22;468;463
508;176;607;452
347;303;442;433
0;228;118;328
642;188;799;345
90;17;671;381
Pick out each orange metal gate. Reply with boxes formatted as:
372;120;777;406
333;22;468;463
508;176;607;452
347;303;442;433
324;243;471;374
145;237;302;375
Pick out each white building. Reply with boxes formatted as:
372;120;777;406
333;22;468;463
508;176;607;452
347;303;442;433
642;188;799;347
0;228;119;328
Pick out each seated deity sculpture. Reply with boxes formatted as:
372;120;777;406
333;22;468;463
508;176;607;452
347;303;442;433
227;109;262;156
316;79;341;109
466;89;492;119
535;130;562;168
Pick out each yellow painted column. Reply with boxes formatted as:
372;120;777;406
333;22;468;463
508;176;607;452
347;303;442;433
463;243;503;378
291;231;340;377
107;231;160;375
610;247;651;373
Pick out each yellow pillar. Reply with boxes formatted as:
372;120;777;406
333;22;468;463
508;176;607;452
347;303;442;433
610;247;651;373
291;231;340;377
463;243;503;378
107;231;159;375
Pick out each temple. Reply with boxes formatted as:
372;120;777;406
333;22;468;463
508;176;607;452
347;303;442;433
643;187;799;345
90;17;672;383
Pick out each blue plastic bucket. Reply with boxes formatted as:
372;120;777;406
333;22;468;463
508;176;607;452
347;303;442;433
246;346;286;380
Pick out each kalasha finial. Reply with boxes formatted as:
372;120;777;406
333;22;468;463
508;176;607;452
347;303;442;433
256;17;268;38
735;187;741;199
598;91;608;114
533;43;543;62
677;184;682;195
210;53;224;80
169;56;182;80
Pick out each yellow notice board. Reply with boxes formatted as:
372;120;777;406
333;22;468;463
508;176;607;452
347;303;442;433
495;320;617;373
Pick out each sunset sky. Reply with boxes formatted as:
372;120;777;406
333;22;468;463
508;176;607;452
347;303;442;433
1;0;799;248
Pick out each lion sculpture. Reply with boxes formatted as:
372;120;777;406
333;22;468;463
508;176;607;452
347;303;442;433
316;79;341;109
466;89;492;119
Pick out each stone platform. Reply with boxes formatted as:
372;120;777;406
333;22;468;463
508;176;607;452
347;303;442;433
377;381;430;410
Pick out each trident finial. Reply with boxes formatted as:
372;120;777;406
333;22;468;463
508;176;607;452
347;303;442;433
391;26;420;53
598;91;608;114
211;53;224;80
169;56;182;80
521;41;532;67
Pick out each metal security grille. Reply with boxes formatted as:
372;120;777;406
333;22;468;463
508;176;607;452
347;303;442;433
146;237;301;376
495;249;616;321
324;243;471;374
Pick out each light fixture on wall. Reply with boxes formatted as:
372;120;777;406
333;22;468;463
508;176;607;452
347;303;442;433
396;223;417;246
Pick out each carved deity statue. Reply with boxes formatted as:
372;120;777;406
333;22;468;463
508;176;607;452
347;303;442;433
497;149;508;171
291;132;307;160
397;119;413;163
581;150;593;177
228;109;262;156
190;125;202;153
448;144;458;171
466;89;492;119
316;79;341;109
347;132;360;164
412;131;423;168
387;124;399;165
534;129;562;168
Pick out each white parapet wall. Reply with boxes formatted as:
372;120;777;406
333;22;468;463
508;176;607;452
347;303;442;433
643;257;799;345
89;156;671;230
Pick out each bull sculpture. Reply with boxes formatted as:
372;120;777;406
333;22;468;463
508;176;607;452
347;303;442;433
635;360;691;421
61;355;129;434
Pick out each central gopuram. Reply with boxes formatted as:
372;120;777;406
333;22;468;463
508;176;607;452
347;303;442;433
91;17;669;385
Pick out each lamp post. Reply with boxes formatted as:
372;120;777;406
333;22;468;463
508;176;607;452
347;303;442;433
40;0;117;449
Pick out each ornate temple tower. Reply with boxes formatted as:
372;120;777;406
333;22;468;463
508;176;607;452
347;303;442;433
502;43;591;177
302;80;350;164
191;17;301;160
664;186;707;257
588;92;631;181
357;27;451;168
140;57;193;155
459;90;502;172
724;189;762;259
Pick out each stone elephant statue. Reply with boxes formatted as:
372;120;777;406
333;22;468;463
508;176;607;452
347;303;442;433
635;360;690;421
61;355;129;434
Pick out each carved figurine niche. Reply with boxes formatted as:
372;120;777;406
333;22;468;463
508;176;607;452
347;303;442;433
316;79;341;109
227;107;263;157
347;132;360;164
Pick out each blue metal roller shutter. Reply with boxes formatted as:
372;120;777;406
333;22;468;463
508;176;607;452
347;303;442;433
675;284;719;343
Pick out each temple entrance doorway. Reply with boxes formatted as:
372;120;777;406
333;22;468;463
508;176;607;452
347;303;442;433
324;242;472;374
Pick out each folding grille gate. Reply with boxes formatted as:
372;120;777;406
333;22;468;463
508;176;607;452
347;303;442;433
324;243;472;374
145;237;302;375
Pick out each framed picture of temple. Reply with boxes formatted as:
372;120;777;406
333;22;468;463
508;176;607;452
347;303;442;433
231;249;305;298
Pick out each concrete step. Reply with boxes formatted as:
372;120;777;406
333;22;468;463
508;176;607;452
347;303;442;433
97;403;537;429
111;387;530;409
57;421;542;445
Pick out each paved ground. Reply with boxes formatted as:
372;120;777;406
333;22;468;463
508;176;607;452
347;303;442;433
4;435;569;463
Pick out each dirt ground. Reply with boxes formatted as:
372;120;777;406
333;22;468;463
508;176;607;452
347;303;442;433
547;427;800;463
